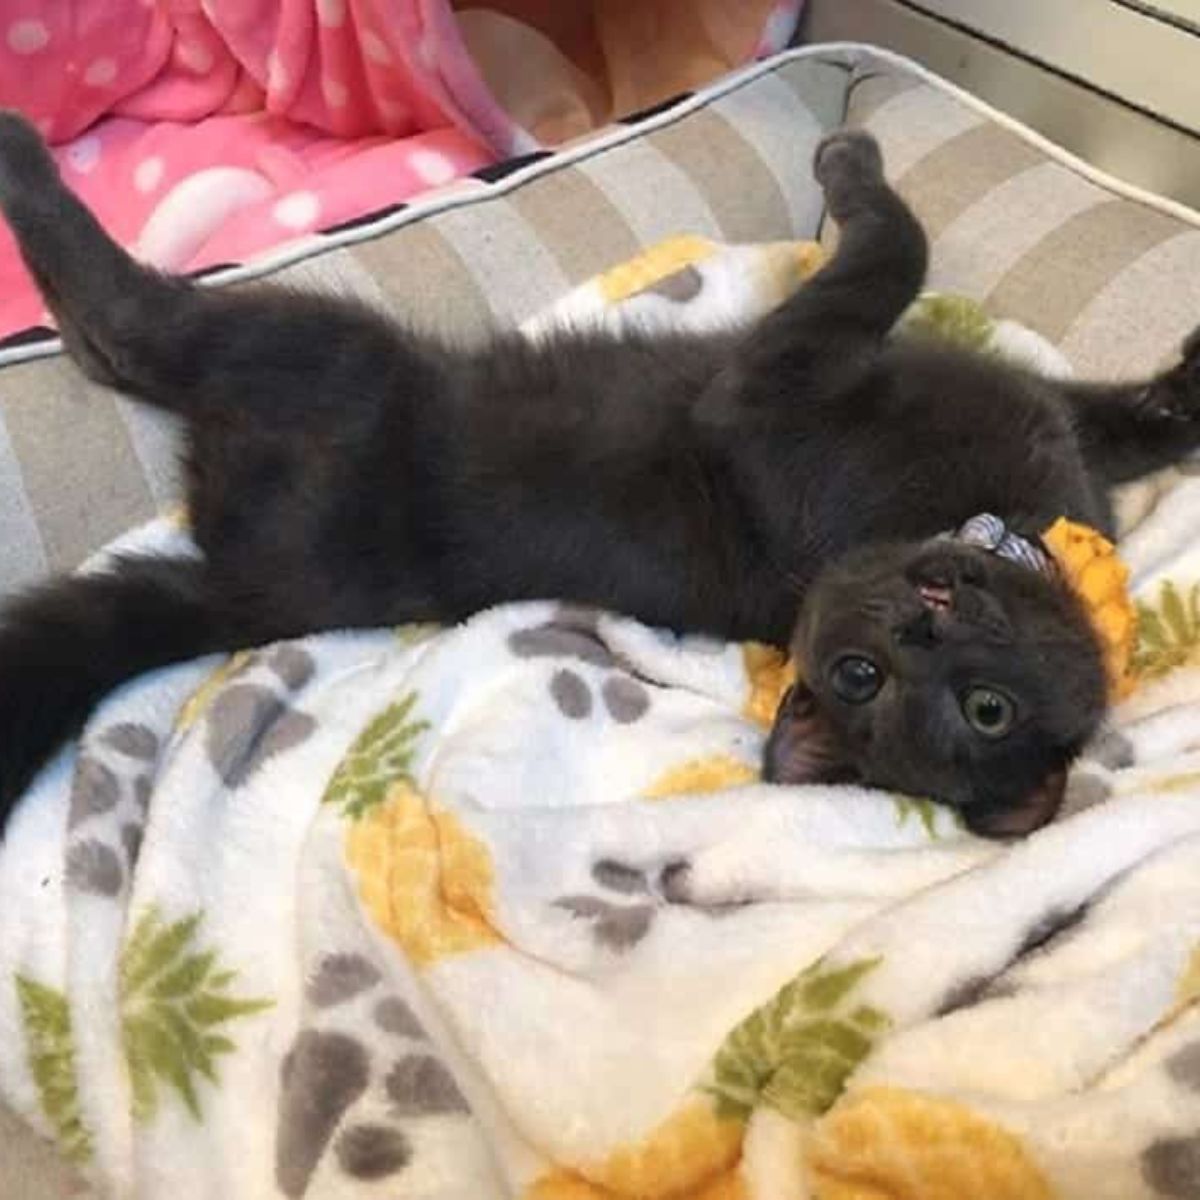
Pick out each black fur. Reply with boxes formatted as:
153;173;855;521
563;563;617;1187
0;115;1197;837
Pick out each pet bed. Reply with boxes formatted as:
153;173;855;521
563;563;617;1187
0;0;801;344
3;42;1200;1200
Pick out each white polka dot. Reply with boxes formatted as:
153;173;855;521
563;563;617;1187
272;191;320;231
64;134;102;174
316;0;345;27
322;77;348;108
134;156;165;193
84;57;118;87
266;50;288;92
410;148;456;186
176;40;214;73
7;19;49;54
362;30;391;65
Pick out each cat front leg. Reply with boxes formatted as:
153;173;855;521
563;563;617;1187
1064;325;1200;485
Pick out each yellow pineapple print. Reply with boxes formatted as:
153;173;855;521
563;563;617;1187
644;756;758;799
806;1087;1053;1200
324;692;501;966
524;1095;745;1200
742;643;798;728
343;782;500;967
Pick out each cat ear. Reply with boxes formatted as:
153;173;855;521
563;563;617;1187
762;682;852;785
964;767;1067;839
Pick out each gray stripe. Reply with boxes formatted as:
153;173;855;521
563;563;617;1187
988;199;1187;345
895;122;1047;240
348;222;497;342
709;72;829;239
508;170;642;286
925;161;1107;299
779;56;859;131
431;202;572;328
576;139;723;247
1059;230;1200;377
843;70;922;125
114;399;182;514
0;403;48;592
648;108;793;242
1;364;157;572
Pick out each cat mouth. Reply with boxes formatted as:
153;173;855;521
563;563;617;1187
916;581;954;612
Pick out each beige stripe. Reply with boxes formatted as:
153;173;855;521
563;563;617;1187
648;108;793;242
349;221;496;342
709;72;829;239
2;362;156;571
1060;230;1200;377
0;397;48;593
576;139;723;246
114;400;182;513
777;55;857;130
926;161;1107;298
896;123;1047;240
271;245;399;313
508;170;642;285
844;70;922;125
988;200;1187;344
431;202;571;328
858;84;984;179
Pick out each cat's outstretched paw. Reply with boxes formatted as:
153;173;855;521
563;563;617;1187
0;111;59;211
1150;324;1200;422
813;129;885;220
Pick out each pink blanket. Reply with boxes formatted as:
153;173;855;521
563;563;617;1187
0;1;520;340
0;1;800;344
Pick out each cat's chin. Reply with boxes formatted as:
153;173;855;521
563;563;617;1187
959;771;1067;839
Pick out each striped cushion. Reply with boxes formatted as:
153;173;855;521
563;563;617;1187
0;44;1196;596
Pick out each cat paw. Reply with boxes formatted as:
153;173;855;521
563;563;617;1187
1152;324;1200;422
813;129;885;219
0;111;58;210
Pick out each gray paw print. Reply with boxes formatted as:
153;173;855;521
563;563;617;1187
276;952;470;1195
508;608;653;724
555;856;747;952
206;645;316;788
65;721;160;898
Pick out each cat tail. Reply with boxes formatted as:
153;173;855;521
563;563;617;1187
0;556;250;833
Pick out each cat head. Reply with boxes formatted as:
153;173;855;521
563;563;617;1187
764;538;1108;837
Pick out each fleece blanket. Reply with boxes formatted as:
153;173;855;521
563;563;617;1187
2;237;1200;1200
0;1;801;344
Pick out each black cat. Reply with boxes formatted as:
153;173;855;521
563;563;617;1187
0;113;1196;838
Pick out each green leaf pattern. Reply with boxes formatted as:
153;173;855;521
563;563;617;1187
119;906;272;1123
892;796;953;838
898;293;997;354
14;976;93;1164
322;691;429;820
1134;580;1200;680
708;957;888;1121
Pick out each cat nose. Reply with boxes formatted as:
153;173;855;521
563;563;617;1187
893;607;941;649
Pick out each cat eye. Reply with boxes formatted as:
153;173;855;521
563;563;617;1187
961;687;1016;737
829;655;883;704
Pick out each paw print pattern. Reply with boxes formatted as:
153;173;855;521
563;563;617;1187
554;856;748;951
275;951;472;1195
1142;1041;1200;1197
206;645;317;789
508;607;653;724
64;722;160;898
